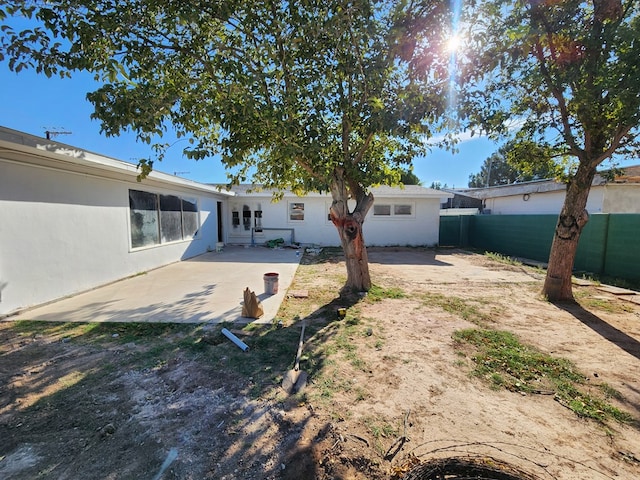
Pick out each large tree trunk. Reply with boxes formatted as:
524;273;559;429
329;168;374;291
543;164;597;302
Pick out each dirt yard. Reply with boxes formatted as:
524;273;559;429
1;248;640;479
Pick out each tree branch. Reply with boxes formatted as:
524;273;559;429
532;38;583;158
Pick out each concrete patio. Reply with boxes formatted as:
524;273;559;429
7;246;302;324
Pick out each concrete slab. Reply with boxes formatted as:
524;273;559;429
622;295;640;306
7;246;301;324
572;277;595;286
597;285;638;296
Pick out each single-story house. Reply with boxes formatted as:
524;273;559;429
452;166;640;215
223;184;453;248
0;126;232;316
0;125;451;316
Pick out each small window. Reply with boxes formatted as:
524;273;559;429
394;204;412;215
373;204;391;216
289;202;305;221
232;211;240;228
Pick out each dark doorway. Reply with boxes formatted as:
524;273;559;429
217;202;223;242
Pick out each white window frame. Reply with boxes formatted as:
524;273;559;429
372;202;415;219
288;202;305;222
129;189;199;250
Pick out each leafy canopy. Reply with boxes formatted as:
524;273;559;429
468;140;560;187
0;0;453;191
457;0;640;171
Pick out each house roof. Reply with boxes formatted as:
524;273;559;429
453;165;640;200
0;126;234;197
222;183;453;199
451;179;567;199
613;165;640;183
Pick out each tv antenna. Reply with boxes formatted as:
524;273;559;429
44;128;72;140
174;171;190;176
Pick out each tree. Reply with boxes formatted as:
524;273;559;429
468;140;559;187
0;0;452;291
459;0;640;300
400;168;422;186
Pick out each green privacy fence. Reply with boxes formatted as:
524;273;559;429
439;214;640;282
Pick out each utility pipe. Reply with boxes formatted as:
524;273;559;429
221;328;250;352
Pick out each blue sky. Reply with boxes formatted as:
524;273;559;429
0;66;505;188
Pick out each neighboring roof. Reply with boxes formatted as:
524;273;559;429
0;126;234;197
613;165;640;183
222;183;453;199
453;164;640;200
452;179;566;200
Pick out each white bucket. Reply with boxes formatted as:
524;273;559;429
263;272;279;295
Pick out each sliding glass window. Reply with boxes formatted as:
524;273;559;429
129;190;199;248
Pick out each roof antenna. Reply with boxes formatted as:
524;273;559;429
44;128;72;140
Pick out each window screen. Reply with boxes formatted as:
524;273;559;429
373;204;391;216
129;190;160;248
129;189;199;248
394;204;413;215
290;203;305;221
160;194;183;243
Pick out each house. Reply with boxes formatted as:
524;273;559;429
1;125;451;316
223;184;452;248
0;126;232;316
439;191;483;216
453;166;640;215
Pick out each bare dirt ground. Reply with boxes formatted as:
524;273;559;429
1;247;640;479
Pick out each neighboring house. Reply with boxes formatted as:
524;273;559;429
454;166;640;215
440;191;483;216
1;125;451;316
223;184;453;247
0;126;232;316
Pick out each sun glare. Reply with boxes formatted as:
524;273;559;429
446;35;461;53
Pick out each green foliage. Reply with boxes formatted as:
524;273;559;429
460;1;640;165
484;252;522;266
453;328;633;424
366;284;407;302
399;167;422;186
468;140;560;187
0;0;452;193
422;292;492;327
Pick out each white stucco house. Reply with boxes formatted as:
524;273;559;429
223;184;452;248
0;126;451;316
0;126;233;316
453;166;640;215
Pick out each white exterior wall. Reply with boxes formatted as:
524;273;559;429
0;157;224;316
603;185;640;213
226;193;443;247
227;195;339;246
364;196;442;246
483;187;605;215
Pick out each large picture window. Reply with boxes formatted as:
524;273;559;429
129;190;199;248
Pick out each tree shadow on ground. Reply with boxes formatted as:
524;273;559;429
557;301;640;361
